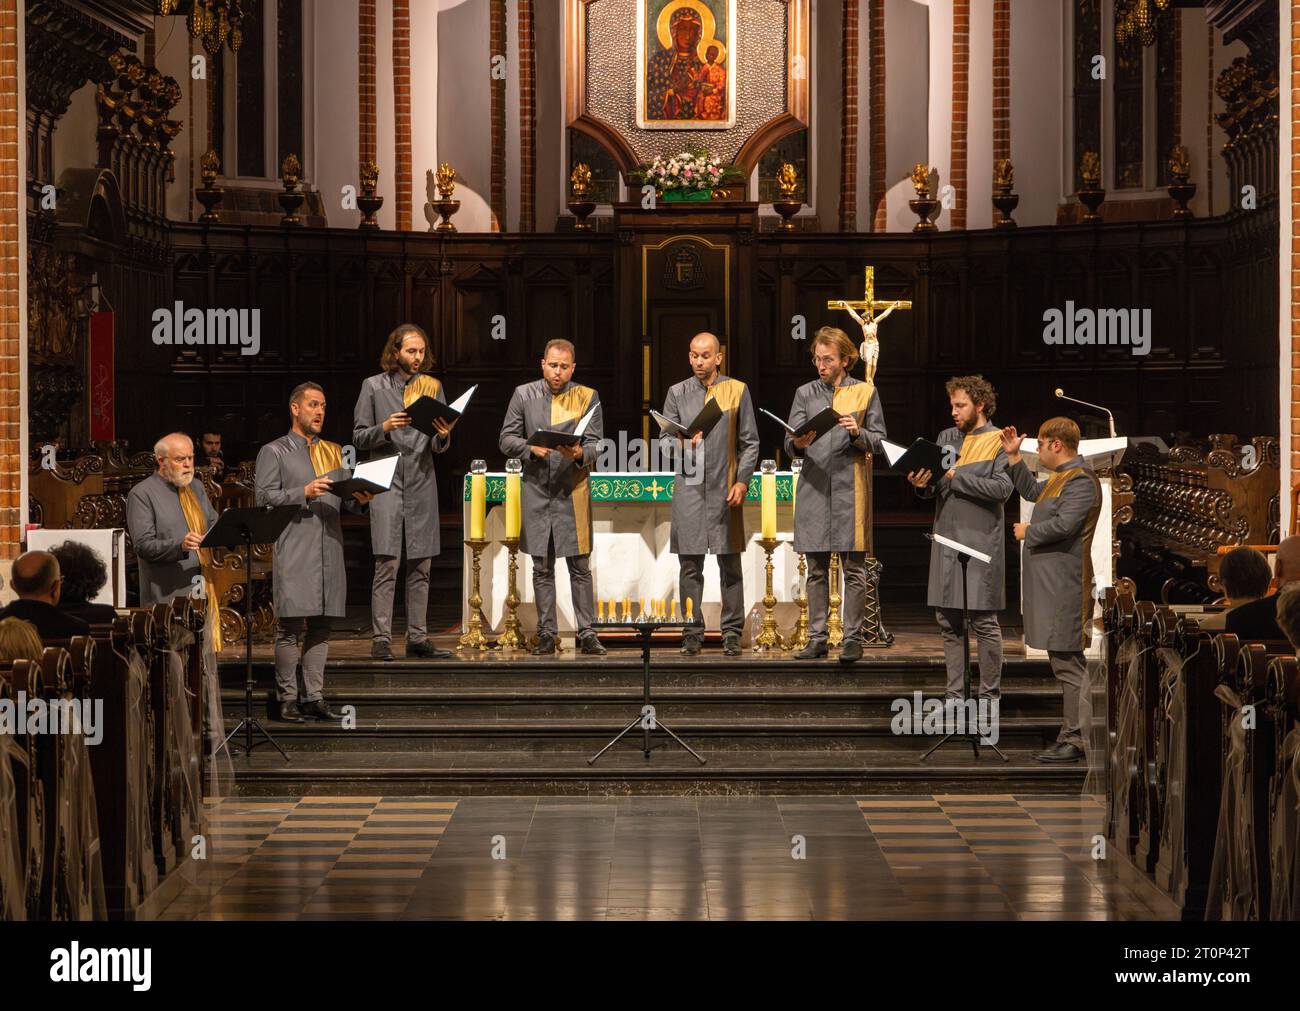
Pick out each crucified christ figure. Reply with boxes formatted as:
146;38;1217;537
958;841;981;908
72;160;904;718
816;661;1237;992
832;299;906;383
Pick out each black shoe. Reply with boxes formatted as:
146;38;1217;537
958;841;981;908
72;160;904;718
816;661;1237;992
531;633;557;656
278;701;305;723
300;699;344;722
371;640;395;662
1032;742;1084;763
578;635;607;656
680;638;702;656
838;639;863;664
794;642;828;659
406;640;452;659
722;634;742;656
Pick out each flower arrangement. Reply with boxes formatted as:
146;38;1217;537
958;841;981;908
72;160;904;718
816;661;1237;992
634;148;729;198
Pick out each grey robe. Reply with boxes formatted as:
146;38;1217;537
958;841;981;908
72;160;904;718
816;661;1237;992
1011;455;1101;651
126;472;218;604
352;370;450;559
254;431;357;619
660;374;760;555
498;379;604;558
784;377;887;554
917;423;1014;610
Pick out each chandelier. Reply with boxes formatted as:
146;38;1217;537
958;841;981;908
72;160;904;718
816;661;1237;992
156;1;252;55
1114;0;1171;48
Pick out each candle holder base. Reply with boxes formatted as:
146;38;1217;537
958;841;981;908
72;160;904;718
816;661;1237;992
491;538;527;651
753;537;785;652
782;552;810;652
458;538;492;652
827;552;845;649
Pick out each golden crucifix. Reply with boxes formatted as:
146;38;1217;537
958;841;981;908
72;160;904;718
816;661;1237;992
826;266;913;382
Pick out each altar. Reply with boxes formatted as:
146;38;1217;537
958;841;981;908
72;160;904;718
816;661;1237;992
462;471;803;640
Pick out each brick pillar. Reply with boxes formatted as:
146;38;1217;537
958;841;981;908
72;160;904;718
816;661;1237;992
950;0;969;230
1172;11;1181;146
359;0;377;170
518;0;536;233
0;0;24;565
839;0;858;231
992;0;1010;164
869;0;886;231
392;0;412;230
1290;3;1300;483
1207;23;1214;211
489;0;506;232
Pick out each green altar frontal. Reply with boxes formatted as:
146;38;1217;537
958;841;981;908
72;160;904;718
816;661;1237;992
462;472;796;502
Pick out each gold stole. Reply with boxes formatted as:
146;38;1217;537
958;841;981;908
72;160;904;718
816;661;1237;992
955;429;1002;467
551;385;596;555
833;380;876;552
1040;468;1083;499
178;485;222;652
706;378;746;548
402;373;443;409
308;438;344;477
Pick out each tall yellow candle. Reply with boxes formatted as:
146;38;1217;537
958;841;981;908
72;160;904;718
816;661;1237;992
791;464;800;516
760;466;776;540
469;469;486;540
504;471;521;539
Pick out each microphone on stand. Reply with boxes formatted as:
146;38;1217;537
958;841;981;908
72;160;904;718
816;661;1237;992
1054;388;1117;438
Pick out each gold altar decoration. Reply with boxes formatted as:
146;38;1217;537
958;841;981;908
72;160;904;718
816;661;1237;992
826;265;913;383
753;537;785;651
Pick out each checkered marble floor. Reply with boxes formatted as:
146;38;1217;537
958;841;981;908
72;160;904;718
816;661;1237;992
157;794;1159;921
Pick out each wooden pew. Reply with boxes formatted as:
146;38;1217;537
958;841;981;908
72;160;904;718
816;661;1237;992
0;664;42;920
1267;654;1300;920
1132;600;1173;874
1104;590;1141;861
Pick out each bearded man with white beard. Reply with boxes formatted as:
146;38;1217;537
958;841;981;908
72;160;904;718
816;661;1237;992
126;431;219;605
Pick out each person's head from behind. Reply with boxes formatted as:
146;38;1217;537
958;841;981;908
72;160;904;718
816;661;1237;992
1218;547;1273;605
1276;583;1300;653
50;540;108;606
9;550;61;605
0;617;43;662
1273;535;1300;587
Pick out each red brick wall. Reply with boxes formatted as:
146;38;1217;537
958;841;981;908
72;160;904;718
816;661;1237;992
393;0;411;230
992;0;1010;164
518;0;535;233
359;0;377;170
1291;3;1299;476
839;0;858;231
869;0;886;231
950;0;969;230
0;0;22;560
489;0;506;232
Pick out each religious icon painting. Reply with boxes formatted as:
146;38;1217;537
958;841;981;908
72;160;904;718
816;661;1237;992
636;0;737;130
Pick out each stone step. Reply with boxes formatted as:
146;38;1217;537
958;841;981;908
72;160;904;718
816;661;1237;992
216;715;1071;753
223;747;1087;797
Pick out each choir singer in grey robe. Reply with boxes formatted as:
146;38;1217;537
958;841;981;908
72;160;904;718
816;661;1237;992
659;332;760;656
785;327;887;665
1003;417;1101;763
256;382;370;723
908;375;1013;699
126;433;217;604
353;323;454;661
498;339;606;657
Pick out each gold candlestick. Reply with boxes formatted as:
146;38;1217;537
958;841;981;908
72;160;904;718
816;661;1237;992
490;537;525;650
827;551;844;648
458;537;491;651
754;537;785;651
783;552;810;652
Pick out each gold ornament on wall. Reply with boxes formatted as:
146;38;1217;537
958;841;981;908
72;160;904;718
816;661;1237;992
436;163;457;199
570;162;592;199
776;162;798;199
1079;150;1101;188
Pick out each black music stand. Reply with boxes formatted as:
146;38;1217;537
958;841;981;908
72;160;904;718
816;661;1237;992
204;504;300;762
920;532;1009;763
587;619;707;766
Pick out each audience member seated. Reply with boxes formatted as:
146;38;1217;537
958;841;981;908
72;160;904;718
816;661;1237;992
1199;546;1273;630
1225;537;1300;642
0;550;90;639
0;616;42;662
50;540;119;624
1277;583;1300;654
